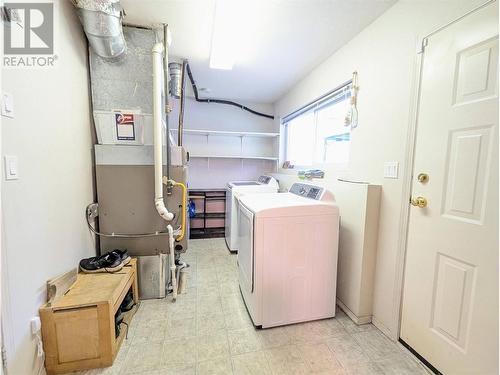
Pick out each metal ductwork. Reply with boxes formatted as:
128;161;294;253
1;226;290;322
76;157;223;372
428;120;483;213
168;62;183;99
73;0;126;60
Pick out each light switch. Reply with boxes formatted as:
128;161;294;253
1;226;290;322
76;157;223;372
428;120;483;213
4;155;19;180
384;161;399;179
1;92;14;118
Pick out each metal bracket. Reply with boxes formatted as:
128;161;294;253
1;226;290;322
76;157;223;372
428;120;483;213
417;38;429;54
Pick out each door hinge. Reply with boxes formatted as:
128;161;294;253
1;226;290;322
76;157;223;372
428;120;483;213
418;38;429;54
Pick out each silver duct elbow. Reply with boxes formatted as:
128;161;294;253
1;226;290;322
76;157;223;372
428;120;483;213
73;0;126;60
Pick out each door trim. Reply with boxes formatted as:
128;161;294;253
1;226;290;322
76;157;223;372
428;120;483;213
393;0;498;342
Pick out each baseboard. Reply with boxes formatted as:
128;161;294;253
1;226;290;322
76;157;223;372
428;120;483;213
336;299;372;324
371;315;397;340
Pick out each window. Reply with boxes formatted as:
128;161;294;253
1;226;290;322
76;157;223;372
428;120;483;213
284;85;351;167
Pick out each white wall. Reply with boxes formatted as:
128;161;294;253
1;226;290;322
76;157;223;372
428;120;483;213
1;2;95;374
170;98;278;189
274;0;486;339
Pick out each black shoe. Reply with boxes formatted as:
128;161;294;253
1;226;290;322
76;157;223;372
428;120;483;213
115;309;124;325
79;252;123;273
115;321;121;339
111;249;131;266
120;290;135;312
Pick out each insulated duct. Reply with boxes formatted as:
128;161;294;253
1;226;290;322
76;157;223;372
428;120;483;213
73;0;126;60
169;62;182;99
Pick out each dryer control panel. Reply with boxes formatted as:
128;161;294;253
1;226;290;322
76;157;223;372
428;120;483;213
290;183;324;200
258;175;271;184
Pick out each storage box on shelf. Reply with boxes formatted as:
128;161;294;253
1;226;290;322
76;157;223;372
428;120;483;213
39;259;139;374
189;189;226;239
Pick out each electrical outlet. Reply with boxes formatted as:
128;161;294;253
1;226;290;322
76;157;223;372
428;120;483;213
87;203;99;220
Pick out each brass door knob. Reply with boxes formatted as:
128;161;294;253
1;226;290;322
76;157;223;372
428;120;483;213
417;173;429;183
411;196;428;208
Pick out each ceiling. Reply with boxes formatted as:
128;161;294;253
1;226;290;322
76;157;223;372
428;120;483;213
120;0;396;103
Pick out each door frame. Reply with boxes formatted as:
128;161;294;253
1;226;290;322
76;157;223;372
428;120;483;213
391;0;498;342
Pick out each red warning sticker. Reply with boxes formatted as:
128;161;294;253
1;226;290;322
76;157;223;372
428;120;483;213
115;112;135;141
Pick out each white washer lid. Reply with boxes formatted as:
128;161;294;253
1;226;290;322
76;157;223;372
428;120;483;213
228;180;261;187
239;192;339;216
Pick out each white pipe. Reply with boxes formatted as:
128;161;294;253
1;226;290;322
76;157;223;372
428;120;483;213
167;225;177;301
152;43;174;222
176;260;187;292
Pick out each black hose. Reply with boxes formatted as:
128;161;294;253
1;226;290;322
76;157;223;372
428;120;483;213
185;63;275;120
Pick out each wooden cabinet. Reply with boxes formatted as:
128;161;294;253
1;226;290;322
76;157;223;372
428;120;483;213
40;259;139;374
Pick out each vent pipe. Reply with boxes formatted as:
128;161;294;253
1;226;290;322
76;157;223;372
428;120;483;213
72;0;126;60
168;62;182;99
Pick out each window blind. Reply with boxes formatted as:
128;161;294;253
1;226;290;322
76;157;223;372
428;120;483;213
282;79;352;124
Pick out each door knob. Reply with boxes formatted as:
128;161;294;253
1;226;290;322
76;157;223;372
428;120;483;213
411;196;428;208
417;173;429;183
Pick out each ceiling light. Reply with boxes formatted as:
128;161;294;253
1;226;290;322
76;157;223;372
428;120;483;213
210;0;240;70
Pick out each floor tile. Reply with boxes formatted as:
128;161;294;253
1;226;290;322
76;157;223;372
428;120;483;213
196;356;234;375
167;317;196;339
345;362;384;375
132;318;169;345
374;353;429;375
196;311;227;335
137;365;196;375
264;345;310;375
228;327;263;355
122;342;164;374
224;308;254;330
351;330;400;360
232;350;272;375
83;239;418;375
197;332;231;362
219;280;240;295
300;342;344;373
326;333;371;368
221;293;247;313
255;325;291;348
162;337;197;368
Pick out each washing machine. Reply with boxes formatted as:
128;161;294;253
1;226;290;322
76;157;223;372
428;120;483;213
225;175;279;252
237;182;339;328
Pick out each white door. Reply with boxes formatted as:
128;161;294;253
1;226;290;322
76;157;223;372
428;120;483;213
401;3;499;375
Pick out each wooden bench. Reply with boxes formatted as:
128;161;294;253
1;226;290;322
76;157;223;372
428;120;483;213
40;259;139;374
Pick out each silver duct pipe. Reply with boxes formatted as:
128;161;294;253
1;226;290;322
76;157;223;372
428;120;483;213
73;0;126;60
168;61;187;146
169;62;182;99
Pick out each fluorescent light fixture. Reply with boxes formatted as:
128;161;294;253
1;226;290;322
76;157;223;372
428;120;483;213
210;0;239;70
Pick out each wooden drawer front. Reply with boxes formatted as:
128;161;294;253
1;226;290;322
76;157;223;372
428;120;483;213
54;307;100;363
206;218;225;228
206;200;225;213
191;218;204;228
